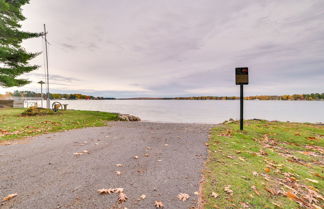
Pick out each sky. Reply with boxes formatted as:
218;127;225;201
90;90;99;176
2;0;324;97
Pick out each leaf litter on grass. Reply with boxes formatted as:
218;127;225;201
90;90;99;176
202;120;324;208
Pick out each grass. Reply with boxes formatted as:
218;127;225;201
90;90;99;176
0;108;118;141
202;120;324;209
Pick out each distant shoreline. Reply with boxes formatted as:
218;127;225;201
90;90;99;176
3;91;323;101
23;98;324;101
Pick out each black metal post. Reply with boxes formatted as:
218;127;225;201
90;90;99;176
240;84;244;130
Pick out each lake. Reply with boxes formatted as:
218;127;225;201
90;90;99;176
26;100;324;124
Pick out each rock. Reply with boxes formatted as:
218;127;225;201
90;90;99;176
118;114;141;121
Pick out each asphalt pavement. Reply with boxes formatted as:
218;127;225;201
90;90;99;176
0;122;213;209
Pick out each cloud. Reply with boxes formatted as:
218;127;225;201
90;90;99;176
61;43;76;50
12;0;324;97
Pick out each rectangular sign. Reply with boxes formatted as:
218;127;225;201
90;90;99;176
236;67;249;85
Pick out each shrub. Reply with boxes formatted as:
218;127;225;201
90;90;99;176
21;107;57;116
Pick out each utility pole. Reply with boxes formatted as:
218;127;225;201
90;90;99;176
38;81;45;107
43;24;50;109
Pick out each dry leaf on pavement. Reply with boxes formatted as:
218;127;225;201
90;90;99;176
177;193;190;201
115;171;121;175
140;194;146;200
134;156;139;159
3;193;17;201
73;150;89;156
116;164;123;167
154;201;164;208
115;188;124;193
97;188;115;194
118;193;128;203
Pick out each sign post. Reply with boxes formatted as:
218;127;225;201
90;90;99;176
235;67;249;130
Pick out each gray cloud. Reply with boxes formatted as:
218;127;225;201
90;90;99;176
28;73;81;83
6;0;322;97
61;43;77;50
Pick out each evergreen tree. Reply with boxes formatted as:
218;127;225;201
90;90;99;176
0;0;41;87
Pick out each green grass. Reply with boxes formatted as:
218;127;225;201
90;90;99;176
0;108;118;141
202;120;324;209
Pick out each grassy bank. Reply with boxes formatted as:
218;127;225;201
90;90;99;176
202;120;323;209
0;108;118;141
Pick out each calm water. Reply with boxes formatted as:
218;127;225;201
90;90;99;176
26;100;324;124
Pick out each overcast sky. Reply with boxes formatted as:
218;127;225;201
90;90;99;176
2;0;324;97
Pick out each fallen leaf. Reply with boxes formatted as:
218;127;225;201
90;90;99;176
115;188;124;193
3;193;17;201
194;191;199;195
73;150;89;156
272;202;282;208
251;185;260;196
312;173;323;178
307;136;317;140
264;167;271;173
177;193;190;201
238;157;246;162
97;188;115;194
134;156;139;159
164;144;168;146
115;171;121;175
306;178;319;183
118;193;128;203
211;192;219;198
224;185;233;195
265;187;280;196
140;194;146;200
240;202;250;208
144;153;149;157
252;171;258;176
116;164;123;167
312;204;322;209
154;201;164;208
286;191;298;200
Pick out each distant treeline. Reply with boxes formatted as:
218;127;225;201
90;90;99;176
4;91;115;100
1;91;323;101
173;93;324;100
126;93;324;100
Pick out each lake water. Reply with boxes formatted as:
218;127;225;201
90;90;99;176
26;100;324;124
